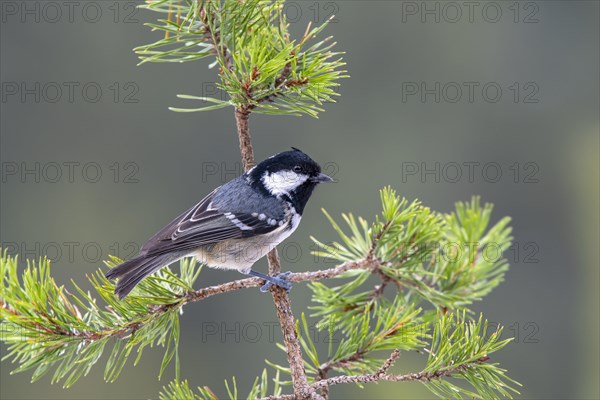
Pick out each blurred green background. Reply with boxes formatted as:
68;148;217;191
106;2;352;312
1;1;598;399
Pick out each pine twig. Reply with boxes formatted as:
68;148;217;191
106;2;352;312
313;357;486;388
184;258;379;304
1;258;390;363
234;108;255;170
261;352;488;400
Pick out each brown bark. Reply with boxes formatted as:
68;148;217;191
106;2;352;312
234;108;256;170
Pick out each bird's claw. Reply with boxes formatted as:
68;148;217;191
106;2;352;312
260;271;293;293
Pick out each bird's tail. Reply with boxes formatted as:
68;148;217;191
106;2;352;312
105;254;177;300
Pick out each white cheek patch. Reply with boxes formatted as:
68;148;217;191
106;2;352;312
262;170;309;196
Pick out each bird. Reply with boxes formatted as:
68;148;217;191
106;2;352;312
105;148;333;299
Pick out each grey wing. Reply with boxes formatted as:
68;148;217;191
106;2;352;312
140;188;218;255
140;188;280;257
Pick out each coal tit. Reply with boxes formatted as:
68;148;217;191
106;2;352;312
106;148;333;299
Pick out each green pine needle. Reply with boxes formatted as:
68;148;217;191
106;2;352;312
135;0;347;117
0;251;201;387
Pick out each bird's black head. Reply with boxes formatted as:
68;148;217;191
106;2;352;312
247;148;333;214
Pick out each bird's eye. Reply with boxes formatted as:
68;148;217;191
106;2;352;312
293;165;302;173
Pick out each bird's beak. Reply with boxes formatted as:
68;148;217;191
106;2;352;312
311;173;334;183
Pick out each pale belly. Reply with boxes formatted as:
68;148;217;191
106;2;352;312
193;215;300;273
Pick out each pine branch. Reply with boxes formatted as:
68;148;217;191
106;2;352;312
1;3;520;399
1;190;518;397
157;352;509;400
261;311;519;400
162;329;516;400
311;358;487;388
0;255;196;387
185;258;378;303
138;0;347;117
234;108;255;170
265;251;316;399
0;252;373;390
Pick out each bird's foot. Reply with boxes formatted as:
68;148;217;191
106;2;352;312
246;270;293;293
260;271;293;293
